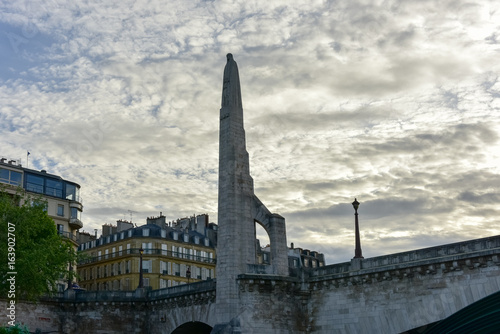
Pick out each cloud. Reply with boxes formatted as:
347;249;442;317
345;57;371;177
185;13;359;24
1;0;500;265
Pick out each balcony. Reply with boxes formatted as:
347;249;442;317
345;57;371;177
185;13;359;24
58;231;78;245
69;218;83;229
69;200;83;211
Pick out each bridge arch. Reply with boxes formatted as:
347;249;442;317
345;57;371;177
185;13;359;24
171;321;212;334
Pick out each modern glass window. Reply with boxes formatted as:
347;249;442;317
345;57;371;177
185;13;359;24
57;204;64;216
70;207;81;220
65;183;78;201
26;174;44;193
0;168;22;186
45;178;63;197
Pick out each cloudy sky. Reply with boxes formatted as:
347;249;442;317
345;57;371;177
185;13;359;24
1;0;499;264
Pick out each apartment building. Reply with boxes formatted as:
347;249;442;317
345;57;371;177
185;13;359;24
77;214;217;291
0;157;83;247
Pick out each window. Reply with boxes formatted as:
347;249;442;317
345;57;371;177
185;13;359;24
142;229;150;237
0;168;22;186
105;249;109;259
144;278;150;287
142;260;152;273
56;224;64;234
142;242;152;254
57;205;64;217
173;263;180;276
118;245;123;256
196;266;201;279
26;174;43;193
160;279;167;289
160;261;169;275
161;244;168;255
70;207;81;220
65;183;79;201
45;178;63;197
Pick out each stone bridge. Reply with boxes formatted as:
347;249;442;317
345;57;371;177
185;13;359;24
3;234;500;333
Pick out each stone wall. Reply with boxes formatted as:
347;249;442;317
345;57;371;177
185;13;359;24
1;282;216;334
307;253;500;333
232;275;309;334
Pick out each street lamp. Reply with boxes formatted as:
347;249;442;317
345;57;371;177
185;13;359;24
186;266;191;284
352;198;364;259
138;247;144;288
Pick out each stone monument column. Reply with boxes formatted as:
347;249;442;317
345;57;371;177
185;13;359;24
215;53;256;326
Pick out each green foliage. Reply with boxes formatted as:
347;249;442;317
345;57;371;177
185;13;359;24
0;324;30;334
0;189;78;300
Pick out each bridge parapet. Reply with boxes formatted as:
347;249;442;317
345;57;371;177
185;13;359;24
308;235;500;286
41;279;216;304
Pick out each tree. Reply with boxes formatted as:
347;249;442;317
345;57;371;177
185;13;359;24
0;189;78;300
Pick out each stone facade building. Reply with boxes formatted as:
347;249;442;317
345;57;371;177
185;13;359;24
77;214;217;290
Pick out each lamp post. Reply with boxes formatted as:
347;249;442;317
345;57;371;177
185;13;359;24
186;266;191;285
138;247;144;288
352;198;364;259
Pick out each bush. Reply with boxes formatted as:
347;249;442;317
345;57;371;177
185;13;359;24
0;325;30;334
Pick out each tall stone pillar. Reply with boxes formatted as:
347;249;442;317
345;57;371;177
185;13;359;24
215;54;256;326
213;54;290;333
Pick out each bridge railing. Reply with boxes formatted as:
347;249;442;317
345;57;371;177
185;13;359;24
149;279;216;299
312;234;500;277
42;280;217;302
74;290;137;302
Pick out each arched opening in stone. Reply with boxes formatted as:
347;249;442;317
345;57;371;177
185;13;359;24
171;321;212;334
255;221;271;265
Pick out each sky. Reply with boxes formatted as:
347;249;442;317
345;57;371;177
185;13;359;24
1;0;499;264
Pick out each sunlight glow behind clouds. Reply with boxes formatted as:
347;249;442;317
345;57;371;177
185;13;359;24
1;0;499;264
